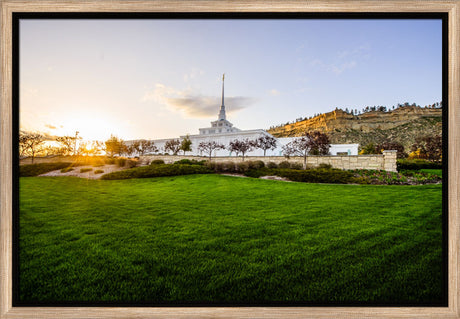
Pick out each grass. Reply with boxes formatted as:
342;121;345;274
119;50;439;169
19;175;443;304
420;169;443;177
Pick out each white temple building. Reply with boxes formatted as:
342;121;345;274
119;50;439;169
139;75;358;157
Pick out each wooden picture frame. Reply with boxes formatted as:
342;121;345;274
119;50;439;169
1;1;459;318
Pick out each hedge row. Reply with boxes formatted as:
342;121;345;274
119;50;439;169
100;164;212;180
270;168;357;184
19;162;73;177
397;159;442;170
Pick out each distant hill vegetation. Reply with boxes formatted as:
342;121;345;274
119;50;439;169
267;103;442;151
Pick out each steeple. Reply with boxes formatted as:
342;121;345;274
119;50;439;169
218;73;226;121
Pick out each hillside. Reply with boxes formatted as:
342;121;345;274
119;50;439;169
267;106;442;151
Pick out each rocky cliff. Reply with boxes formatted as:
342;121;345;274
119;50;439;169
267;106;442;150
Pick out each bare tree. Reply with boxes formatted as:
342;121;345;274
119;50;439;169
132;140;158;156
228;139;255;161
56;135;78;155
282;131;330;169
253;135;277;156
19;132;45;163
198;141;225;160
165;139;181;155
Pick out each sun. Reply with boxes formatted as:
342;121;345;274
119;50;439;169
58;115;123;142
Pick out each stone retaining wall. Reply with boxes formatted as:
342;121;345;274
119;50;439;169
141;150;398;172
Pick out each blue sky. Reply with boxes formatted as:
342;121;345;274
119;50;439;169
20;18;442;141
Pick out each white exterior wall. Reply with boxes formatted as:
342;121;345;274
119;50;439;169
139;131;359;157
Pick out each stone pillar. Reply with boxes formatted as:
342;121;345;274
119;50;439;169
382;150;397;172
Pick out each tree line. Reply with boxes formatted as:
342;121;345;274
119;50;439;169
359;135;442;162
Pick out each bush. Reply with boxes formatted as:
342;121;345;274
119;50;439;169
60;167;74;173
318;163;333;169
267;162;278;169
92;164;104;167
19;162;72;177
100;164;212;180
173;159;205;166
126;159;138;168
104;158;116;165
80;168;93;173
247;160;265;169
150;159;165;165
275;168;356;184
397;159;442;171
94;169;104;174
236;162;250;173
278;161;291;169
221;161;237;173
115;158;126;167
290;162;303;170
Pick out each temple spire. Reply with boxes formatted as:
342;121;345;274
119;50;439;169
218;73;226;120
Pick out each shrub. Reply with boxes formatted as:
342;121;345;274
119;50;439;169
247;160;265;169
92;164;104;167
221;161;237;173
80;168;93;173
290;162;303;170
19;162;72;177
205;161;216;171
397;159;442;171
104;158;116;165
115;158;127;167
267;162;278;169
236;162;250;173
213;162;224;172
150;159;165;165
244;169;267;178
100;164;212;180
94;169;104;174
318;163;333;169
278;161;291;169
60;167;74;173
275;168;356;184
174;159;206;166
126;159;138;168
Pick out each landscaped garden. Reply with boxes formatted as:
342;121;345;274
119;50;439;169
19;171;443;304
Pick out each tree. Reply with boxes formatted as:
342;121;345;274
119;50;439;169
253;135;277;156
19;132;45;163
228;139;255;161
375;141;407;159
56;135;77;155
282;131;330;169
307;131;330;155
165;139;181;155
132;140;158;156
359;143;378;155
411;135;442;161
180;135;192;155
198;141;225;160
105;135;126;157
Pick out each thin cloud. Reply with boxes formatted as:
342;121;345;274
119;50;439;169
45;124;57;130
143;83;255;118
269;89;281;96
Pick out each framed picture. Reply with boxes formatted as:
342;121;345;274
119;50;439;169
1;1;459;318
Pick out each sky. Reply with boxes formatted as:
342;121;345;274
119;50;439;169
19;18;442;141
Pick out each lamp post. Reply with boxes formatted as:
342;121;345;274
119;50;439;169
74;131;79;156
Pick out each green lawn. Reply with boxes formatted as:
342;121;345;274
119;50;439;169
19;175;443;304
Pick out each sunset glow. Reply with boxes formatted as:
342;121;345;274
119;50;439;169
20;19;441;142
